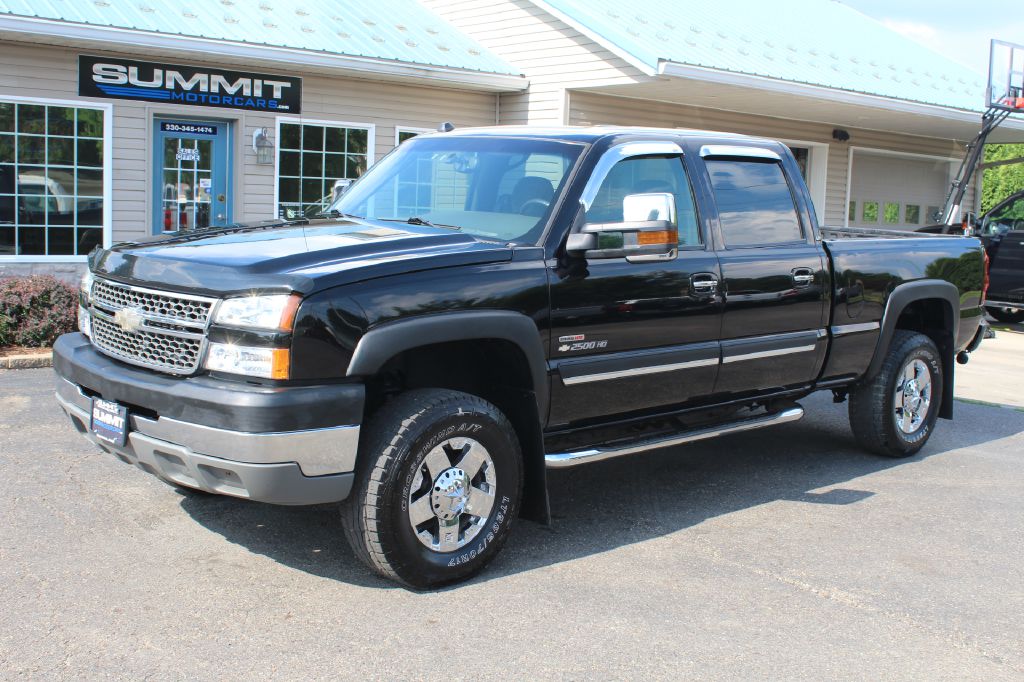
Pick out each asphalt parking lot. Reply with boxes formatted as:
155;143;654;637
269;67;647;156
1;347;1023;678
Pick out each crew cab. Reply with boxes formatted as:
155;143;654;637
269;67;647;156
54;126;987;588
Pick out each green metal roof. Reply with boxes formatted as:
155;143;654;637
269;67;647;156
0;0;520;77
538;0;988;112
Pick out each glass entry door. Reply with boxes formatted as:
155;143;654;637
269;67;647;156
152;119;230;233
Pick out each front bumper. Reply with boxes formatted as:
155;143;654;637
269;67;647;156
54;333;363;506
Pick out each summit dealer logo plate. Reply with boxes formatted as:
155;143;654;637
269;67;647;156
78;55;302;113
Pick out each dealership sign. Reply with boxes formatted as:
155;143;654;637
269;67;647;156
78;55;301;113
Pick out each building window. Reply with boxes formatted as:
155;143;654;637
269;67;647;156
789;146;809;179
862;201;879;223
905;204;921;224
848;201;856;222
277;120;371;219
0;100;105;256
883;202;900;224
396;128;431;146
392;128;437;217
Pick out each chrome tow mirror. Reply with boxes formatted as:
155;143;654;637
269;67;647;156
566;192;678;262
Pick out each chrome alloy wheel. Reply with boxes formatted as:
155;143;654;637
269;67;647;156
894;358;932;434
408;437;497;552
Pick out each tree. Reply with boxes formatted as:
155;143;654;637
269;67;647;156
982;143;1024;212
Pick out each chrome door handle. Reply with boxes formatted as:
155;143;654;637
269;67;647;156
792;268;815;286
691;274;719;294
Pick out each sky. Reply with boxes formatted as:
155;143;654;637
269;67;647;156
839;0;1024;77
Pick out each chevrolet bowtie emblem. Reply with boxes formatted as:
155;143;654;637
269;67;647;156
113;307;144;333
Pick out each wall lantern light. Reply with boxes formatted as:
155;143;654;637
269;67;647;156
832;128;850;142
253;127;274;164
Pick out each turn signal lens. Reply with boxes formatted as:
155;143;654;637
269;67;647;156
205;343;290;379
78;305;92;337
637;229;678;246
79;270;94;304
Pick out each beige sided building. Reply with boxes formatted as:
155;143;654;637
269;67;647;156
3;0;1024;280
427;0;1024;228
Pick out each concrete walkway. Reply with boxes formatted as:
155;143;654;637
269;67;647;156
956;322;1024;409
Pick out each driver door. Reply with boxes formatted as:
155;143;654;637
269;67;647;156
548;144;723;427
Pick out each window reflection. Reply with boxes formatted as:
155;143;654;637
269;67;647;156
0;101;104;256
707;159;803;246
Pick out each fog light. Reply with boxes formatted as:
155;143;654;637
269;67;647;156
205;342;289;379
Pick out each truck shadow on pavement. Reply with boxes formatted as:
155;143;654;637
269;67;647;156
177;394;1024;590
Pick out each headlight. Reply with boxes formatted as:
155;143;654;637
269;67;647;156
80;270;94;304
205;343;290;379
78;305;92;337
213;294;300;331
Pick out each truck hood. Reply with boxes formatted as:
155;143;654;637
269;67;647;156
89;218;514;296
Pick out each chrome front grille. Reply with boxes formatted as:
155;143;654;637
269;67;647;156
92;278;214;326
87;278;217;375
90;314;204;373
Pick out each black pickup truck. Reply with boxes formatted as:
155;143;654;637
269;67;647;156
976;190;1024;322
55;126;987;588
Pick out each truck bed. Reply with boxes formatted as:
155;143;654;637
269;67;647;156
820;225;951;240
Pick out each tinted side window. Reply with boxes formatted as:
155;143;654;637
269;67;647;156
982;197;1024;236
706;159;803;246
586;156;702;247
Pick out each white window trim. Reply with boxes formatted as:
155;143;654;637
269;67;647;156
395;126;433;146
0;94;113;263
272;116;376;215
775;137;828;220
843;146;958;228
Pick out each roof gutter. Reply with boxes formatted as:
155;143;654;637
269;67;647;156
0;15;528;92
659;60;1024;131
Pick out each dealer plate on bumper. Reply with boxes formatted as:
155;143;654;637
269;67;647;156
90;398;128;447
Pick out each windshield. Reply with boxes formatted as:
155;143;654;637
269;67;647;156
331;136;584;244
981;195;1024;236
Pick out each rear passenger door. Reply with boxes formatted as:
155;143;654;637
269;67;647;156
691;144;829;397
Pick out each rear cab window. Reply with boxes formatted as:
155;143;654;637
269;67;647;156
704;158;805;247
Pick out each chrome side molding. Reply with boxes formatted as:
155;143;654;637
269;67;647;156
544;406;804;469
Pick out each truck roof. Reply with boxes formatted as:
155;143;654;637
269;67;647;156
436;125;781;147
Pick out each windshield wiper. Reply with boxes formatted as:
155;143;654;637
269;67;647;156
312;209;363;220
378;216;462;230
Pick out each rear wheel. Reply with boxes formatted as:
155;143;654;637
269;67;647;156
987;307;1024;324
341;389;523;589
849;331;943;458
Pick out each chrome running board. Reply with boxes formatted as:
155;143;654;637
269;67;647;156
544;406;804;469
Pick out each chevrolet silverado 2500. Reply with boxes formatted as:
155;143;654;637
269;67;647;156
55;127;987;588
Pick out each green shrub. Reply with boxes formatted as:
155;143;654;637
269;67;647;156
0;275;78;348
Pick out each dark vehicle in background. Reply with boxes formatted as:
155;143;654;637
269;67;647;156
53;126;986;588
977;190;1024;322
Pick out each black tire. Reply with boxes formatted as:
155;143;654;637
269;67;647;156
340;389;523;589
849;330;943;458
987;307;1024;324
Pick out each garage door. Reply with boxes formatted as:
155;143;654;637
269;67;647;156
849;153;952;230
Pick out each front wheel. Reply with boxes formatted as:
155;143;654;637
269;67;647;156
987;307;1024;324
849;330;943;458
341;389;523;589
